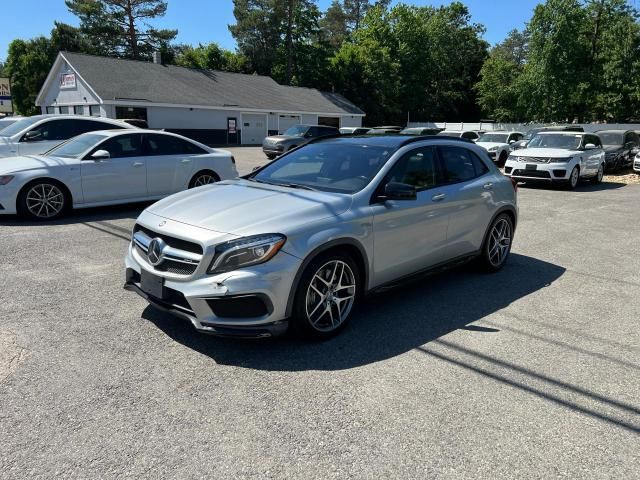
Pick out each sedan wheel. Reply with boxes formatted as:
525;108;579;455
20;182;66;220
293;253;360;339
190;171;219;188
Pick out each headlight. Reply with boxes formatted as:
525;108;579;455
208;233;286;274
0;175;14;185
488;146;499;152
549;157;573;163
508;155;520;162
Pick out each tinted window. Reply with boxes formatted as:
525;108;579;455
584;135;601;148
75;119;124;135
386;147;439;190
146;134;206;155
251;142;393;193
439;146;485;183
462;132;478;140
628;132;640;146
92;134;143;159
25;119;76;141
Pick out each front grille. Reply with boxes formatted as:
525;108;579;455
523;157;551;163
133;225;203;276
511;169;551;179
133;225;202;254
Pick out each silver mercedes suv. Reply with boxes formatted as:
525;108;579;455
125;135;518;339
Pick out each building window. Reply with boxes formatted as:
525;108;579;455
46;106;55;114
115;106;148;121
74;105;85;115
318;116;340;128
89;105;101;117
59;106;70;114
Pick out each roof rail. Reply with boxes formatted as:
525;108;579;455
397;135;475;147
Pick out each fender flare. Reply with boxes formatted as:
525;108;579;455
284;238;370;318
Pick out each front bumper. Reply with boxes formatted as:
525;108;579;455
0;184;19;215
504;160;572;182
124;243;301;338
262;145;284;156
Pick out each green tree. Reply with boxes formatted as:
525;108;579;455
320;0;348;49
65;0;177;60
174;43;248;73
475;30;529;121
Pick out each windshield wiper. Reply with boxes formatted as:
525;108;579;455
271;181;317;191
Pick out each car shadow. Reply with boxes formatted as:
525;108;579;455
0;202;151;227
143;253;566;371
518;181;627;191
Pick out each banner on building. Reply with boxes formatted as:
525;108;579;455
60;73;77;89
0;78;12;113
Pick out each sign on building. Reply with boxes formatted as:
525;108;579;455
60;73;77;89
0;78;12;113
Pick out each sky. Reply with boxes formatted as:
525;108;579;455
0;0;541;62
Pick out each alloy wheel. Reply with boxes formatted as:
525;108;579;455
305;260;356;332
488;218;512;267
26;183;65;219
597;165;604;182
570;168;579;188
192;174;216;187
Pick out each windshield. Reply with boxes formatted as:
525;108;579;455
0;116;41;137
250;142;393;193
283;125;309;137
597;133;624;146
46;133;106;158
478;133;509;143
527;134;582;150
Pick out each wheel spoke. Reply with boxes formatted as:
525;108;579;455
305;259;356;333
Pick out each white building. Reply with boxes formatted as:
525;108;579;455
36;52;365;145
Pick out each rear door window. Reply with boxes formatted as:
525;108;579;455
439;146;487;183
75;119;125;135
145;134;207;155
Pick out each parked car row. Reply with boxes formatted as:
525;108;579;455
0;115;238;219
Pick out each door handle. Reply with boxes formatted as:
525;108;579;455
432;193;446;202
180;159;191;164
132;162;144;167
483;182;494;190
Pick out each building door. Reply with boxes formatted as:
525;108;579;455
241;113;267;145
278;114;301;134
318;116;340;128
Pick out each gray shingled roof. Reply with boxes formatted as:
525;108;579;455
62;52;364;115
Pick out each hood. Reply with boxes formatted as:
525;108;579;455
602;145;624;155
263;135;298;144
514;147;579;158
146;179;353;237
0;155;69;174
476;142;507;149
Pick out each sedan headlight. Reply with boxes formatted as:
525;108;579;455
488;146;499;152
208;234;286;274
0;175;14;185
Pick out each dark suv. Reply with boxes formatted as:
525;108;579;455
262;124;339;159
595;130;640;171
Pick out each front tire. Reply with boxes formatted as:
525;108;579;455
478;213;514;272
567;166;580;190
592;163;604;184
291;252;360;340
266;154;276;160
17;180;68;220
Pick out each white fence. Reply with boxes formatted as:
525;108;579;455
407;121;640;133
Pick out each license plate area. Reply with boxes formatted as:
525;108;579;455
525;164;538;171
140;270;165;300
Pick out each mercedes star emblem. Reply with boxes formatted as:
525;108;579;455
147;238;166;266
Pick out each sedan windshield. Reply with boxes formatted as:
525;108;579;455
597;133;624;146
250;142;393;193
0;116;41;137
478;133;509;143
527;134;582;150
46;133;107;158
283;125;309;137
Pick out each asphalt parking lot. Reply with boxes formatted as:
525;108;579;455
1;148;638;478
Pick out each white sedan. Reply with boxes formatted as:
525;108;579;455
0;130;238;219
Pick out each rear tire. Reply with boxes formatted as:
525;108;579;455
266;154;276;160
291;252;361;340
17;180;69;221
189;170;220;188
477;213;514;273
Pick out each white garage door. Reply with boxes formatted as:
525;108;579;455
278;114;301;134
242;114;267;145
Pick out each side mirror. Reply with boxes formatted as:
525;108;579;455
383;182;417;201
584;143;597;150
90;149;110;161
509;140;516;144
23;130;42;142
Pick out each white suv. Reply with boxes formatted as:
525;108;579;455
0;115;134;158
634;152;640;173
504;132;606;189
